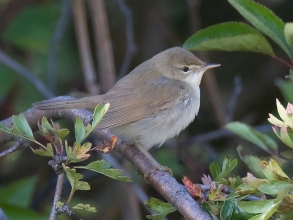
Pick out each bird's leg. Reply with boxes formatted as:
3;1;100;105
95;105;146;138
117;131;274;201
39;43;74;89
123;142;173;178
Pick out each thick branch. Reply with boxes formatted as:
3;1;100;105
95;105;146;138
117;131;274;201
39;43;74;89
0;96;211;220
72;0;99;95
89;0;116;93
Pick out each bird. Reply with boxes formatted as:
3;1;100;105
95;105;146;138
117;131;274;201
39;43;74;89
34;47;220;152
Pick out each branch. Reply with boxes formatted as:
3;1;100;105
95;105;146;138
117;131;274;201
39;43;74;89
0;49;54;99
49;173;65;220
225;75;242;123
0;96;211;220
48;0;71;92
187;0;225;127
0;141;22;158
117;0;137;79
89;0;116;93
72;0;99;95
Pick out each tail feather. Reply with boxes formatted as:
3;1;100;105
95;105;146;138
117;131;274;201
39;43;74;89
33;96;103;110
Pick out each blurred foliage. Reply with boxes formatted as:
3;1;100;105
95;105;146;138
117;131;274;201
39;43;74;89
1;0;293;219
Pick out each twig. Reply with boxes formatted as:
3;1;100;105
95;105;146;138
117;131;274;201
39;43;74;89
89;0;116;93
0;141;22;158
270;55;293;70
190;124;272;144
0;49;54;99
0;97;212;220
72;0;99;95
225;75;242;123
187;0;225;127
117;0;137;79
49;173;65;220
48;0;71;93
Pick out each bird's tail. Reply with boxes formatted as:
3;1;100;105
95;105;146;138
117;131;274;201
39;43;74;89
33;96;103;110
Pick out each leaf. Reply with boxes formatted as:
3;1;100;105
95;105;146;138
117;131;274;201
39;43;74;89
182;176;202;198
72;203;97;212
0;176;37;208
237;146;266;178
210;161;221;181
272;126;293;150
31;143;54;157
276;99;293;128
72;142;91;161
183;22;274;55
258;180;293;195
227;0;293;58
145;198;176;220
226;122;278;153
209;158;237;182
0;123;11;133
220;157;237;179
284;23;293;51
2;4;60;53
0;203;47;220
65;143;83;163
75;117;85;144
11;114;35;140
260;159;292;182
92;103;110;128
221;198;255;220
74;160;131;182
63;164;90;194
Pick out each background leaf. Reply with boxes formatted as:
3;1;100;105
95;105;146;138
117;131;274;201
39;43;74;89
183;22;274;55
227;0;293;58
226;122;278;153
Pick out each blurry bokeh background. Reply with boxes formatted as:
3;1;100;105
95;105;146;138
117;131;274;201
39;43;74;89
0;0;292;219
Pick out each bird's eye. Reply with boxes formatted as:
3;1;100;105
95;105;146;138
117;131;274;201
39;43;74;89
182;66;189;72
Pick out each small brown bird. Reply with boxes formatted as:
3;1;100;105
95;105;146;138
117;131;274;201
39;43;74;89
34;47;219;151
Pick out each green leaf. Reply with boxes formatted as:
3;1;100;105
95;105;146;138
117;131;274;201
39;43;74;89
92;103;110;128
12;114;34;140
227;0;293;58
276;79;293;104
0;203;47;220
238;200;277;214
210;158;237;182
183;22;274;55
221;157;237;179
65;143;83;163
75;117;85;144
145;198;176;220
63;164;90;193
210;161;221;181
221;198;255;220
0;176;37;208
237;146;266;178
72;203;97;212
226;122;278;153
2;4;60;53
284;23;293;51
31;143;54;157
38;117;69;139
74;160;131;182
258;180;293;195
0;123;11;133
260;159;292;182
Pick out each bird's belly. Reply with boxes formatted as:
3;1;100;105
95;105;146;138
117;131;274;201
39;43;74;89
110;95;199;150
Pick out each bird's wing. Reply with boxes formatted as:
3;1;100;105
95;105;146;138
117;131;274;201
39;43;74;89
97;77;184;129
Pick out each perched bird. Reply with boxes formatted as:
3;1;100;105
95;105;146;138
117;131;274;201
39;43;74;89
34;47;219;151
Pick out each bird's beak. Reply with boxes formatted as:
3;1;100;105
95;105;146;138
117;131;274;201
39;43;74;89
202;63;221;70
